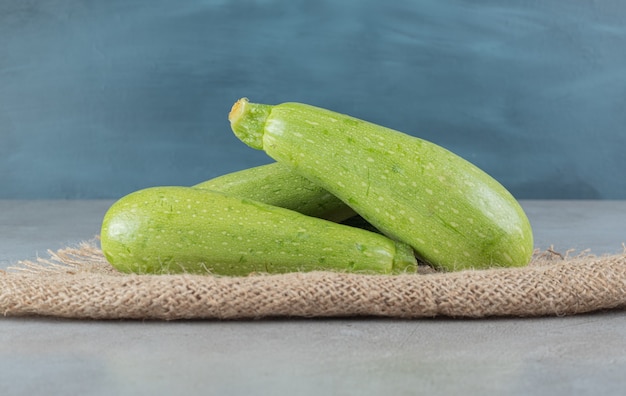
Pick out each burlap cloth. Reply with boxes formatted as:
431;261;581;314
1;240;625;320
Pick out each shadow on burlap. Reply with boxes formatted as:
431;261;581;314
1;240;625;320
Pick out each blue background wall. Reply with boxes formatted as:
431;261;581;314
2;0;625;199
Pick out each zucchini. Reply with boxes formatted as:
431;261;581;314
194;162;355;222
100;186;417;276
229;98;534;271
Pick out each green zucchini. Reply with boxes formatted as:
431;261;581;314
229;98;534;271
100;186;417;276
194;162;355;222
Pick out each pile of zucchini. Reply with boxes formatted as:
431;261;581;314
100;98;534;276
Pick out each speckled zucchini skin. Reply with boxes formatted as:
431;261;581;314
194;162;355;222
229;98;534;271
100;186;417;276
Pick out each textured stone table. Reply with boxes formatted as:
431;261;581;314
1;200;625;395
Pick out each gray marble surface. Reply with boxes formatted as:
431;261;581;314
1;200;626;395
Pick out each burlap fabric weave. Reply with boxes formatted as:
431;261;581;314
2;241;625;320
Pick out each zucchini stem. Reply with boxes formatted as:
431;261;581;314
229;98;271;150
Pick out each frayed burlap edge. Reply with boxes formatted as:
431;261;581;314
1;240;625;320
